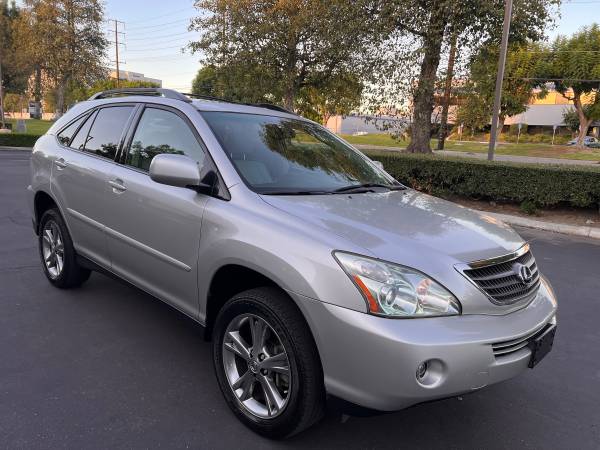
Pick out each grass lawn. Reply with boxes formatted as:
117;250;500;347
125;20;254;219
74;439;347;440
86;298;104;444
6;118;54;135
340;133;600;161
443;141;600;161
340;133;407;147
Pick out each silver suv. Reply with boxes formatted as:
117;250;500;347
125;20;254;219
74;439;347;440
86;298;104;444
28;88;557;438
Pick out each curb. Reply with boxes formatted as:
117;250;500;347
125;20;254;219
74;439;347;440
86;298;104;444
479;210;600;240
0;146;33;151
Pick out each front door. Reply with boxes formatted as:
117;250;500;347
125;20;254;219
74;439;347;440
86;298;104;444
104;106;209;318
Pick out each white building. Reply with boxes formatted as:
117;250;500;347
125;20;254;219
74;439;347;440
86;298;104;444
110;70;162;87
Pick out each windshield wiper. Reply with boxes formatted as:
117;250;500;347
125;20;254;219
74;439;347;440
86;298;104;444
261;190;333;196
332;183;406;193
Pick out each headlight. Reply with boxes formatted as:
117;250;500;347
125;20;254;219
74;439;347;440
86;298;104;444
333;252;461;318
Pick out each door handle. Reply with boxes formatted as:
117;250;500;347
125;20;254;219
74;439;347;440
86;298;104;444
54;158;68;169
109;179;127;193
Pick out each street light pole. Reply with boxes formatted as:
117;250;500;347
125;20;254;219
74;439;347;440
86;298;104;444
488;0;513;161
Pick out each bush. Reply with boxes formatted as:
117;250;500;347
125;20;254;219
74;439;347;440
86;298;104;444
0;133;41;148
364;151;600;209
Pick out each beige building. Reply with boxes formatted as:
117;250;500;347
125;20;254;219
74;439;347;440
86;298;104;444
109;70;162;87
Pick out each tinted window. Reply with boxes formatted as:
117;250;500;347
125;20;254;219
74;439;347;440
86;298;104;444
201;112;396;194
70;111;97;151
57;115;86;146
84;106;134;159
127;108;205;171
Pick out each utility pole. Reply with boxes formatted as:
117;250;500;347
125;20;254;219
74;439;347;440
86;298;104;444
108;19;126;88
488;0;513;161
114;19;120;88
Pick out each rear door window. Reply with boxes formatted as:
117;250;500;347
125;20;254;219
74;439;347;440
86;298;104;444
70;111;97;151
83;106;134;160
57;115;87;146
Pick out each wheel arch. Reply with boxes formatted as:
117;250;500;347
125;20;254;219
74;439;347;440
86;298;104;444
203;264;316;347
33;190;58;234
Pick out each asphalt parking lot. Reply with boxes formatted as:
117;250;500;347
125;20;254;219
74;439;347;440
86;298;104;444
1;149;599;449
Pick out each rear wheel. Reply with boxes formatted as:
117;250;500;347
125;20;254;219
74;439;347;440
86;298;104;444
213;287;325;438
38;208;91;288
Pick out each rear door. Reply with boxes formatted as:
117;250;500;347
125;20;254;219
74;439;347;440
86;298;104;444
104;105;210;318
51;105;136;267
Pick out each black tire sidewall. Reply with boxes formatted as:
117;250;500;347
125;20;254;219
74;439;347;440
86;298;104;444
213;293;315;438
38;208;83;288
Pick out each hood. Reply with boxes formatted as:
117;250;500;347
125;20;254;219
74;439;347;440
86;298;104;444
260;189;524;267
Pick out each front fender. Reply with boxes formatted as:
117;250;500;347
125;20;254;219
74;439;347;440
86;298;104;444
197;193;370;323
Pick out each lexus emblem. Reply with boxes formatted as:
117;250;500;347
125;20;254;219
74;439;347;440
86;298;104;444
513;263;533;285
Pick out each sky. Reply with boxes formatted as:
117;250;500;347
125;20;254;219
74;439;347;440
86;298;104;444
103;0;600;92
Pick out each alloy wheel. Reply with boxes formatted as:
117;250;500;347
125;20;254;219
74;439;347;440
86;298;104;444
41;220;65;279
222;313;291;419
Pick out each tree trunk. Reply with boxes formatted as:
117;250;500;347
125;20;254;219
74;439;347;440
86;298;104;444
437;30;458;150
407;9;448;153
283;85;295;111
574;95;592;148
55;81;65;117
34;66;42;103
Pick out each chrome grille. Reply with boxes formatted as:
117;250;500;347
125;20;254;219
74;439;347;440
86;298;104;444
492;320;554;358
462;247;541;305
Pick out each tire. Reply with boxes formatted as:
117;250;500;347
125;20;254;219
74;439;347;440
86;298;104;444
38;208;91;289
212;287;325;438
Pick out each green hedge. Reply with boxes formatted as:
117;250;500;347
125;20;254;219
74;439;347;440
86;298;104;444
364;151;600;209
0;133;41;148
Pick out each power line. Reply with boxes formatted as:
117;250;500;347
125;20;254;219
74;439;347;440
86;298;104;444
126;7;193;24
126;45;187;52
127;18;190;31
126;36;191;47
126;31;191;41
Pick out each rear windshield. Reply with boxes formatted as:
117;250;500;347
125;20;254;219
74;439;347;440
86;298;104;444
200;111;397;194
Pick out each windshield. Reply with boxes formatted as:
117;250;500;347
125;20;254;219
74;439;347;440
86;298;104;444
200;111;399;194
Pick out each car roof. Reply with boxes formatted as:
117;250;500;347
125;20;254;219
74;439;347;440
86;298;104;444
190;99;300;119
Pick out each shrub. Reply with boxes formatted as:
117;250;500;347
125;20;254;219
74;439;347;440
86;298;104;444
0;133;41;148
364;151;600;209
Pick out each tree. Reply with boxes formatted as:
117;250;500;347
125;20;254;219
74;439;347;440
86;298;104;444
189;0;373;110
562;107;580;133
296;72;363;125
539;24;600;148
14;0;108;116
191;65;219;97
457;42;546;141
365;0;559;153
1;0;27;93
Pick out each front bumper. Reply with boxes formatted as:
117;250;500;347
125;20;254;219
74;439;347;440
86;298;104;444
292;278;557;411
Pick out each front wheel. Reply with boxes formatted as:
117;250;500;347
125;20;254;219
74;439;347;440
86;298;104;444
212;287;325;438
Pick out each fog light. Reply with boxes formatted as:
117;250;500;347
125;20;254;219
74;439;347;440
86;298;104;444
416;362;428;379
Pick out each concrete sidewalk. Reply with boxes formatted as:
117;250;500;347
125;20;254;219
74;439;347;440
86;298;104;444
355;144;600;166
479;210;600;240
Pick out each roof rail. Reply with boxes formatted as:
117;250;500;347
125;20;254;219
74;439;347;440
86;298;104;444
88;88;192;103
88;88;296;115
182;92;234;103
250;103;294;114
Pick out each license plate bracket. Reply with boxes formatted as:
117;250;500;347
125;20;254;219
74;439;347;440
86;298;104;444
528;324;556;368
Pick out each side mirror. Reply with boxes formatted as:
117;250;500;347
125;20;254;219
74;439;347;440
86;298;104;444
372;160;384;170
149;153;207;191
